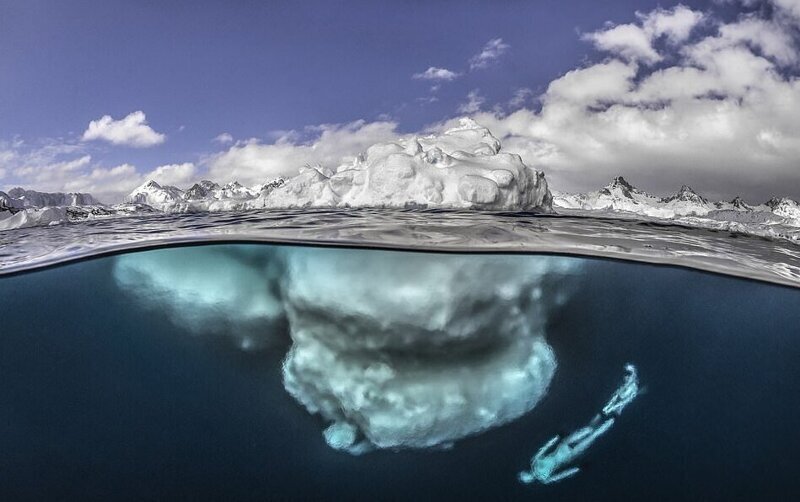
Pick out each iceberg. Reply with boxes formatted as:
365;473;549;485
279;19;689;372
264;118;551;211
113;245;287;350
280;247;579;452
111;245;582;452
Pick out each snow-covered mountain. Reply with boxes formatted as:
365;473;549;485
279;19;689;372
125;178;285;212
553;177;720;218
0;188;99;210
553;177;800;235
0;186;159;231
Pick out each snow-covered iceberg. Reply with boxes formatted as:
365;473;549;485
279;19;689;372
264;118;551;210
111;244;582;452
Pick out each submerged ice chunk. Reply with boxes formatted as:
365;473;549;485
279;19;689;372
519;364;641;485
280;247;580;452
113;245;287;349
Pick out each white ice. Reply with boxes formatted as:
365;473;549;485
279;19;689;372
264;118;551;210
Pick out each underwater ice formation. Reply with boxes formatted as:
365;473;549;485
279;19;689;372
112;245;582;452
279;247;580;452
113;246;286;350
519;364;641;485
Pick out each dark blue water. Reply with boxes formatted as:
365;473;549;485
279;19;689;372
1;245;800;500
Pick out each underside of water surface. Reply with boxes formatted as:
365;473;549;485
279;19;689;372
2;242;800;500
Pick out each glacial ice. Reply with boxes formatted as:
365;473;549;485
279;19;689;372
112;245;582;452
264;118;551;210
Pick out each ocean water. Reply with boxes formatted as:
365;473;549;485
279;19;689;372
1;242;800;501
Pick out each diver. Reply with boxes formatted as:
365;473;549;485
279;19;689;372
601;363;639;417
518;416;615;485
519;363;641;485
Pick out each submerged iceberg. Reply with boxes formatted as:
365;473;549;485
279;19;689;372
113;246;287;350
280;247;577;452
112;245;581;452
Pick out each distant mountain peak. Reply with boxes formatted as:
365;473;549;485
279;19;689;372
609;176;635;190
663;184;708;204
730;196;752;210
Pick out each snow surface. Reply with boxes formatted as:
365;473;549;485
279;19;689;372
112;245;582;452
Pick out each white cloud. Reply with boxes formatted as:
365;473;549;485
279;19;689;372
469;38;510;70
585;5;705;64
641;5;706;43
0;138;199;202
61;163;143;198
585;24;661;63
82;111;166;147
509;88;535;109
457;90;486;114
773;0;800;22
444;3;800;201
412;67;461;81
207;120;401;186
146;162;197;186
214;132;234;145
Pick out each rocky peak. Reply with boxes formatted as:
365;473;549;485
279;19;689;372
730;196;752;210
664;185;708;205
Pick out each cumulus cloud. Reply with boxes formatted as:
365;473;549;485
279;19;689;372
458;90;486;114
412;66;461;81
207;120;401;186
469;38;510;70
0;138;197;202
82;111;166;147
450;2;800;201
584;5;704;64
146;162;197;186
213;132;234;145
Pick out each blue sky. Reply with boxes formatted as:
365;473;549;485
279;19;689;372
2;0;799;202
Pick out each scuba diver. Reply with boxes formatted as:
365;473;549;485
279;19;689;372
519;363;640;485
518;415;615;484
602;363;639;417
